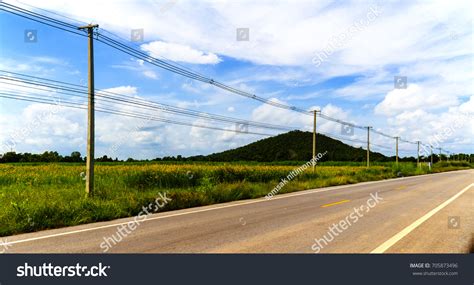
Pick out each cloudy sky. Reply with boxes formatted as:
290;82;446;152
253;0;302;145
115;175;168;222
0;0;472;159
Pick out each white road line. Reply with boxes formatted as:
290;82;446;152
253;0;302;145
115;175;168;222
370;183;474;254
5;170;472;246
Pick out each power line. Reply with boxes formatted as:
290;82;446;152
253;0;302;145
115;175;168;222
399;138;418;145
0;2;456;155
0;3;345;120
318;113;365;130
11;0;89;26
0;73;401;154
0;91;277;136
4;71;400;150
0;74;398;154
0;2;87;37
1;78;295;132
371;129;395;139
0;3;405;136
0;72;299;132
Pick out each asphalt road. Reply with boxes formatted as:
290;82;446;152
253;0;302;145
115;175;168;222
2;169;473;253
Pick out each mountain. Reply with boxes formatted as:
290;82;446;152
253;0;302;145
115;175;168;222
190;130;389;162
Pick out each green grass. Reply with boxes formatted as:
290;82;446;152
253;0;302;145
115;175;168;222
0;161;471;236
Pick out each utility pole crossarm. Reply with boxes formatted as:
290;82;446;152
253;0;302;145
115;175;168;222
78;24;99;30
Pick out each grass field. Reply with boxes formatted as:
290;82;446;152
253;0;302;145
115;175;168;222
0;161;471;236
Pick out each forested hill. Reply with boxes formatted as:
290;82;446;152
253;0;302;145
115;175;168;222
190;130;389;162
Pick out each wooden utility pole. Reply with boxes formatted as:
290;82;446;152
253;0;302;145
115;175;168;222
78;24;98;196
395;136;399;165
312;110;319;172
416;141;420;168
366;126;371;168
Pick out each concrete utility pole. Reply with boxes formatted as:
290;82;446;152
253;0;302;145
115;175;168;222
395;136;399;165
312;110;320;172
78;24;98;197
366;126;372;168
416;141;420;168
430;145;433;166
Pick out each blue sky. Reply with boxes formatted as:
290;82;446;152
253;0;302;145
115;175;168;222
0;0;473;159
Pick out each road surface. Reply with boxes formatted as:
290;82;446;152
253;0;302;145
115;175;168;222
3;169;473;253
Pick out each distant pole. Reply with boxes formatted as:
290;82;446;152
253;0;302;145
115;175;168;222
438;148;442;162
430;145;433;166
312;110;319;172
417;141;420;168
366;126;371;168
395;136;399;165
78;24;98;197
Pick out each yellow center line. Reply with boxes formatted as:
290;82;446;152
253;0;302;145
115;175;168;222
321;199;350;208
395;185;407;190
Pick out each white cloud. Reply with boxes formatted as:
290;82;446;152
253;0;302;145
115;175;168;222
141;41;221;64
318;104;357;136
374;84;459;116
142;70;158;79
251;98;310;129
111;58;160;80
9;0;471;68
0;103;85;154
101;86;137;96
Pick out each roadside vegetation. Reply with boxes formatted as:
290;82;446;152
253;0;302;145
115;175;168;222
0;161;471;236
